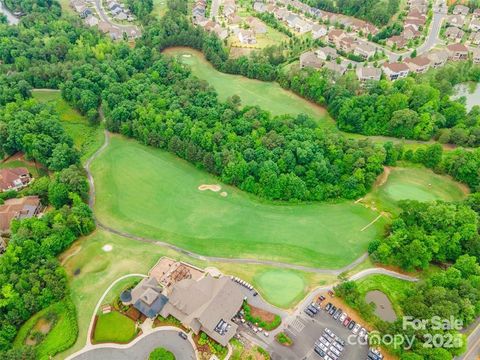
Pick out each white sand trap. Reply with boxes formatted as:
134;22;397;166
102;244;113;252
220;191;227;197
198;184;221;192
182;54;192;58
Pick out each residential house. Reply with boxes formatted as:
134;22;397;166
0;168;32;192
253;1;266;13
212;24;228;40
427;50;449;68
387;35;407;50
471;31;480;45
473;8;480;19
356;66;382;82
299;51;323;69
160;276;244;346
223;0;236;18
286;13;299;28
354;42;376;60
447;15;465;29
84;15;99;27
447;43;469;60
473;48;480;63
453;4;469;16
404;56;430;73
404;18;424;30
338;36;356;53
0;236;5;254
126;277;169;318
315;46;337;60
470;18;480;32
445;26;465;41
246;17;266;34
402;24;421;40
115;12;127;21
294;18;312;34
327;29;345;46
323;61;347;76
70;0;91;18
238;30;256;44
0;196;42;233
311;24;327;39
382;62;410;81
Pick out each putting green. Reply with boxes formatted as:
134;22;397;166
92;135;385;269
364;166;468;213
163;48;333;127
254;269;306;308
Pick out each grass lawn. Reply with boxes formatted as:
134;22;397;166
0;159;47;178
152;0;168;18
253;269;306;308
355;274;414;317
13;300;78;360
32;89;104;163
363;165;468;214
92;135;385;269
93;311;137;344
163;47;333;127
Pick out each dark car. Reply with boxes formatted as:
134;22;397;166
314;347;326;357
253;292;258;297
325;302;332;311
333;308;342;320
304;308;315;317
329;305;337;315
178;331;188;340
348;320;356;330
308;305;319;314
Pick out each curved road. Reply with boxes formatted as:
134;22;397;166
72;329;196;360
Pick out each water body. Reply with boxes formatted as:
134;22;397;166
365;290;397;322
0;2;19;25
453;83;480;111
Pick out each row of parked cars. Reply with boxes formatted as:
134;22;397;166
314;327;345;360
367;348;384;360
324;302;368;340
231;276;258;296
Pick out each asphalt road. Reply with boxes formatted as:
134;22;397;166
93;0;139;33
71;330;196;360
456;321;480;360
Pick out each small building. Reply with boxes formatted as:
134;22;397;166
315;46;337;61
0;168;32;192
338;36;356;53
473;48;480;63
445;26;464;41
447;14;465;28
84;15;99;27
387;35;407;50
453;4;469;16
382;62;410;81
246;17;266;34
130;277;169;318
471;31;480;46
447;43;469;61
160;276;244;346
299;51;323;69
404;56;430;73
311;24;327;39
294;18;312;34
238;30;256;44
402;25;421;40
470;18;480;32
0;196;42;233
354;42;376;60
323;61;347;76
427;50;449;68
327;29;345;46
356;66;381;82
253;1;266;13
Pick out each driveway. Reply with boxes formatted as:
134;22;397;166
71;330;196;360
93;0;139;33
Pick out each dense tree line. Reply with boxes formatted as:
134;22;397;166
303;0;401;26
125;0;153;20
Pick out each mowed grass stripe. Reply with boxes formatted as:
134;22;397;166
92;136;385;268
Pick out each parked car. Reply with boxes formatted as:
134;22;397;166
264;332;269;337
339;312;347;323
325;328;334;337
304;308;315;317
325;302;332;311
308;305;319;314
317;342;328;352
332;341;344;352
348;320;356;330
319;336;330;346
353;323;361;334
333;309;342;320
319;295;326;301
253;292;258;296
329;306;336;315
314;347;326;357
335;338;345;347
359;327;367;339
328;290;334;297
343;316;351;327
178;331;188;340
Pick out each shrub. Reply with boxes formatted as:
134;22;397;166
149;347;175;360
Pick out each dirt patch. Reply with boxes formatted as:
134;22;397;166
25;318;53;346
365;290;396;322
375;166;391;188
250;304;276;323
198;184;221;192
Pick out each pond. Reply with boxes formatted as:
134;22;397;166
0;2;19;25
365;290;397;322
453;83;480;111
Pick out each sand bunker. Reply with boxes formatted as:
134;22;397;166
198;184;221;192
102;244;113;252
220;191;227;197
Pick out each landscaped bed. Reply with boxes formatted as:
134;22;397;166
92;311;138;344
243;302;281;331
194;332;228;360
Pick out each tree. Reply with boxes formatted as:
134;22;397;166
149;347;175;360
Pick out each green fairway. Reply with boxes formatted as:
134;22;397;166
32;90;103;163
93;312;137;344
253;269;306;308
363;166;468;213
92;135;385;269
163;48;333;127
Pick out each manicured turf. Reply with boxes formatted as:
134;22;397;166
92;135;385;268
13;300;78;360
364;166;468;214
163;48;333;127
355;274;413;317
253;269;306;308
31;90;104;163
93;312;137;344
0;159;47;178
152;0;168;17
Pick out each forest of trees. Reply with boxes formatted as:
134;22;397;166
303;0;401;26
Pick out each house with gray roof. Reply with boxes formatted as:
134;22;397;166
128;277;169;318
160;275;244;346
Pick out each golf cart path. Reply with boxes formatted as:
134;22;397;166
85;130;415;278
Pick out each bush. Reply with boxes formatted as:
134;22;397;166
275;332;292;346
149;347;175;360
243;302;282;330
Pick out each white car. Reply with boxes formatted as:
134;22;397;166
339;312;347;322
264;332;269;337
359;327;367;339
317;343;328;352
353;324;361;335
319;336;329;346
